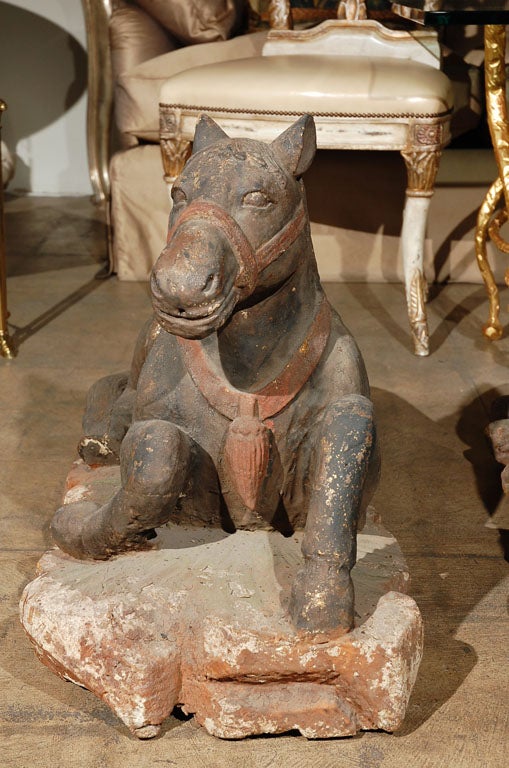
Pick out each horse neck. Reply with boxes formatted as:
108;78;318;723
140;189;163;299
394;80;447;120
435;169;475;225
215;247;324;391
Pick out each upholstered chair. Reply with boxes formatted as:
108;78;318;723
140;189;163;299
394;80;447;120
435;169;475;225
82;1;481;355
82;0;251;276
82;0;249;202
157;0;484;355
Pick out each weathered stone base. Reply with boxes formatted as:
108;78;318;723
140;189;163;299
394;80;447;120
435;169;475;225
20;463;423;740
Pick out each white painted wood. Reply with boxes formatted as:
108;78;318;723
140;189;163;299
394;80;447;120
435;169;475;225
262;20;441;68
178;113;411;151
400;194;432;296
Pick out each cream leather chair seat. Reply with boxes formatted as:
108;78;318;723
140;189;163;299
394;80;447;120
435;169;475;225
159;54;454;144
159;21;457;356
116;32;268;145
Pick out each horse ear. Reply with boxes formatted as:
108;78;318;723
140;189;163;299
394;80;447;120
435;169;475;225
271;115;316;177
192;115;229;154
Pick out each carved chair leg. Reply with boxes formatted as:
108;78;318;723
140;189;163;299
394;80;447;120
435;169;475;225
400;147;441;356
160;109;193;204
400;194;431;356
160;136;192;184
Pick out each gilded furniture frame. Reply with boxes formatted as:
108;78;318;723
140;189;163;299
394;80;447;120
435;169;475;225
81;0;114;206
475;23;509;341
391;2;509;341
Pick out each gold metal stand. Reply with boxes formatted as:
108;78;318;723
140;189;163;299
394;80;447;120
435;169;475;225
476;25;509;341
0;99;15;359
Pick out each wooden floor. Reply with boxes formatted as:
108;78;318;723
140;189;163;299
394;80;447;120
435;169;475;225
0;196;507;767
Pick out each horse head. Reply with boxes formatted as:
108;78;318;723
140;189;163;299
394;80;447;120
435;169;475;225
151;114;317;339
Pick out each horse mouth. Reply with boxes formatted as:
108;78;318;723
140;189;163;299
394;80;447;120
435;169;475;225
152;285;239;339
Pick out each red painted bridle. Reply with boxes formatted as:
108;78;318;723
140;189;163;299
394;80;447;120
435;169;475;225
166;199;307;299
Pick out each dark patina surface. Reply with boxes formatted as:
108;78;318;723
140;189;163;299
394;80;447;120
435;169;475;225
51;115;379;632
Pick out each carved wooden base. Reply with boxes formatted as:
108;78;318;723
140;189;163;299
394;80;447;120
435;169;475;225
400;148;441;357
20;464;422;740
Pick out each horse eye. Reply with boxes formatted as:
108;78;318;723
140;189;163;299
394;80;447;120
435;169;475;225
242;190;271;208
171;186;187;205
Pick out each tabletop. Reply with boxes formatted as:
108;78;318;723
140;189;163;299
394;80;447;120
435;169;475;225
391;1;509;25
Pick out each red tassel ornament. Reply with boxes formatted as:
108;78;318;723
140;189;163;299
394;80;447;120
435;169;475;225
222;396;273;511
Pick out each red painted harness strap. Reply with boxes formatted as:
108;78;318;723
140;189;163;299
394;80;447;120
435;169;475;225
166;200;258;296
256;203;306;273
177;296;332;422
166;199;307;299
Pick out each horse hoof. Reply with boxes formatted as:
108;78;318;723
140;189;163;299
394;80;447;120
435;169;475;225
51;501;106;560
289;559;354;633
51;501;158;560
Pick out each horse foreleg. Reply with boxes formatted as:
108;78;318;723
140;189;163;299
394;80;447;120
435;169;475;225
78;319;157;465
51;419;192;560
289;394;376;633
78;372;133;465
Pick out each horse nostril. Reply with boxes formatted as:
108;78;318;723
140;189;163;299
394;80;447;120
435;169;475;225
202;273;217;296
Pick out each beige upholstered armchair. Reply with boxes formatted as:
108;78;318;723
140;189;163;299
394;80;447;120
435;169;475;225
82;0;249;204
83;1;481;355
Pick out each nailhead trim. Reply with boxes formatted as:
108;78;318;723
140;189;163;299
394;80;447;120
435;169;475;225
160;103;452;121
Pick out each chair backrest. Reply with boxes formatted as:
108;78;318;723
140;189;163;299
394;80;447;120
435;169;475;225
263;0;441;68
266;1;368;29
338;1;367;21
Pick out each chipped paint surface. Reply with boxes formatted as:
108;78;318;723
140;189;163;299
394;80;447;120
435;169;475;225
80;437;111;456
63;484;89;504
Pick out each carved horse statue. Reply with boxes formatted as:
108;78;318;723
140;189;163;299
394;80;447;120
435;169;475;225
51;115;379;633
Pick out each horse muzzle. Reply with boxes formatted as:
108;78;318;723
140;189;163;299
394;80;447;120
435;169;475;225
150;198;307;339
151;218;240;338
